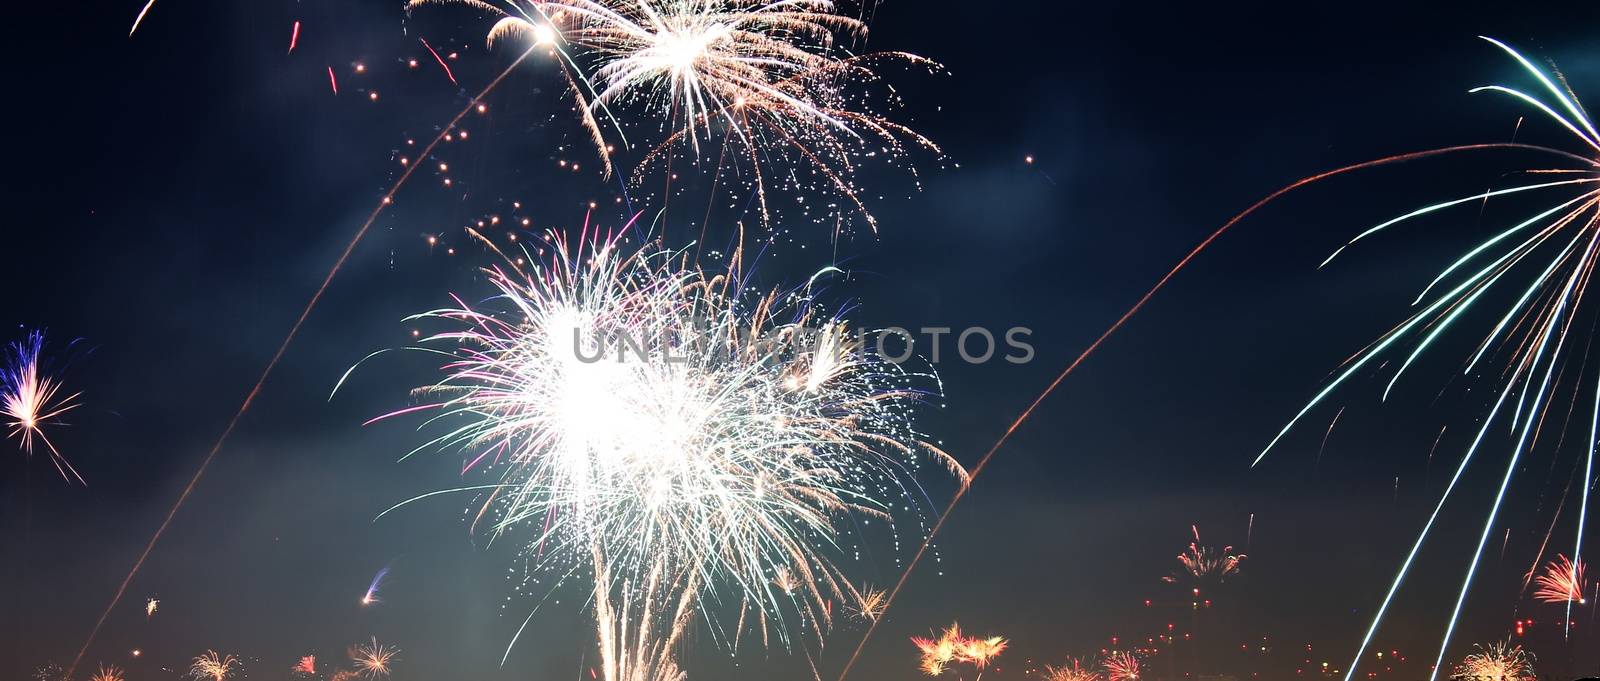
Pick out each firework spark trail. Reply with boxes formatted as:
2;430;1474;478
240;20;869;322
128;0;158;36
289;21;301;53
831;141;1573;681
362;566;390;605
420;37;459;86
66;47;541;679
328;66;339;95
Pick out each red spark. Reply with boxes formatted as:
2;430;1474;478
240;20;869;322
419;37;458;86
288;21;301;54
327;66;338;95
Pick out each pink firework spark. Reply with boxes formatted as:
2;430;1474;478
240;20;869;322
1533;555;1588;604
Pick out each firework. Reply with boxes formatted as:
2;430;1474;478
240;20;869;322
1164;526;1245;585
1102;651;1140;681
362;566;389;605
32;664;66;681
1451;641;1535;681
2;330;83;484
1240;38;1600;681
88;665;124;681
292;655;317;676
1044;658;1102;681
351;638;399;678
145;597;158;619
372;227;964;676
1532;554;1588;604
847;587;888;622
188;651;239;681
911;623;1006;677
129;0;158;35
407;0;940;229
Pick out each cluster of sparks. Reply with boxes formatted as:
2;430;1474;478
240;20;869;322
1252;37;1600;681
187;651;239;681
87;665;124;681
1531;554;1588;605
1163;527;1245;585
1450;641;1535;681
1101;651;1142;681
408;0;940;229
350;638;399;678
378;227;965;674
1043;658;1102;681
2;330;82;483
910;622;1008;677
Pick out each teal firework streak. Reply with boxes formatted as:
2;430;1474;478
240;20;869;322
1255;37;1600;681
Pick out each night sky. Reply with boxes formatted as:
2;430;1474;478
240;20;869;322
6;2;1600;680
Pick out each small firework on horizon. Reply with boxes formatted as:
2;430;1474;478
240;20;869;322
1451;641;1535;681
88;665;124;681
1044;658;1102;681
187;651;239;681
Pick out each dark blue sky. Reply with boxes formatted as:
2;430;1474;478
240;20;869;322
4;1;1599;680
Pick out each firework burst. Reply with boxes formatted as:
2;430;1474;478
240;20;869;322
370;226;965;676
847;586;888;622
1044;658;1102;681
88;665;124;681
407;0;940;229
187;651;239;681
1451;641;1535;681
1248;37;1600;680
1532;554;1588;604
2;330;83;483
1101;651;1141;681
1164;526;1245;585
351;638;399;678
911;622;1006;677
